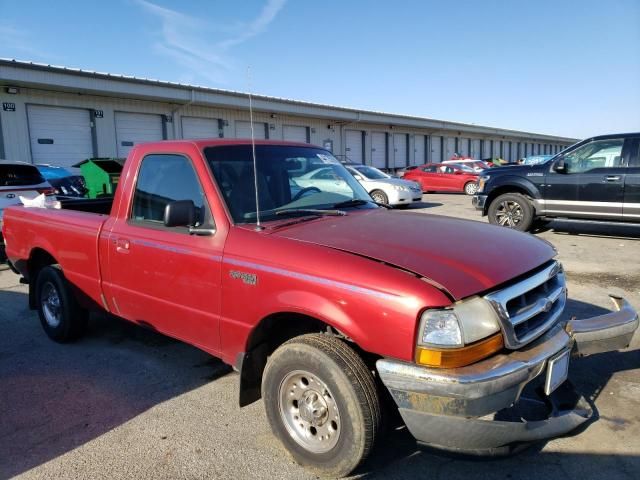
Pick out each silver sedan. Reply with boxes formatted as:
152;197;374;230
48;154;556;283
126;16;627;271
346;165;422;206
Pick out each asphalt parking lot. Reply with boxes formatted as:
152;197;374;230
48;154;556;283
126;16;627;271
1;194;639;480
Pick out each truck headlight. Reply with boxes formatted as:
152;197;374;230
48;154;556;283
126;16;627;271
416;296;504;368
478;175;490;193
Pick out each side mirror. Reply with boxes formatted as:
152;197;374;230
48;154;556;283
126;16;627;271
454;170;463;175
164;200;195;228
554;158;567;173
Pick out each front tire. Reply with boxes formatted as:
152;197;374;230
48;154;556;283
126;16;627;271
262;334;381;477
464;182;478;195
488;193;534;231
35;266;88;342
369;189;389;204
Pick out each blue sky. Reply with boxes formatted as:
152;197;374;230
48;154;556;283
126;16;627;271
1;0;639;139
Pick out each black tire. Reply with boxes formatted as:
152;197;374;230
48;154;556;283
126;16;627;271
487;193;534;231
262;334;381;477
464;182;478;195
369;189;388;204
35;265;88;343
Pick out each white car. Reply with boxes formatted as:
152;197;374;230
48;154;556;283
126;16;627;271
346;165;422;206
1;161;55;260
442;159;490;173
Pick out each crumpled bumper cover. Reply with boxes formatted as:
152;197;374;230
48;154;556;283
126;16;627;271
377;295;638;451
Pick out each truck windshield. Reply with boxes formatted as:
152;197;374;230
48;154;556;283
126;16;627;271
204;145;375;224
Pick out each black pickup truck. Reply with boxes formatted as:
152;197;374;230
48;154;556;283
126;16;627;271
473;133;640;231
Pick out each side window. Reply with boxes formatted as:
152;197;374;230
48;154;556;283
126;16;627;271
131;154;211;228
563;139;625;174
422;165;437;173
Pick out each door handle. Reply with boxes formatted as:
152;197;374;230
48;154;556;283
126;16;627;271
114;238;130;254
604;175;621;182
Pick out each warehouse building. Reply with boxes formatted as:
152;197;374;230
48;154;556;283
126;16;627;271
0;59;577;170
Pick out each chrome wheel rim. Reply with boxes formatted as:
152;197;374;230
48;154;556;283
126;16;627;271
278;370;340;453
495;200;524;227
41;282;62;328
465;183;478;195
371;192;386;203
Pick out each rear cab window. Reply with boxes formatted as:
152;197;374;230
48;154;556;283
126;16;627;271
129;154;214;232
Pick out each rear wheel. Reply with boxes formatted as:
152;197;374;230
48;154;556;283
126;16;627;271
488;193;534;231
35;266;88;342
369;190;388;204
262;334;381;477
464;182;478;195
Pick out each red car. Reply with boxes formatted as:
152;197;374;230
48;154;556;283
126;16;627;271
404;163;480;195
3;140;637;477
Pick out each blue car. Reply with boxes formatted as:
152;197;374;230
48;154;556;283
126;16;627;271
36;164;88;198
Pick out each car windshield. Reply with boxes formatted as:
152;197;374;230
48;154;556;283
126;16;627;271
352;165;390;180
450;163;475;173
205;145;375;224
0;164;46;187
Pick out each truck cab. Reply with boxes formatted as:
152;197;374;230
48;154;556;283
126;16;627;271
473;133;640;230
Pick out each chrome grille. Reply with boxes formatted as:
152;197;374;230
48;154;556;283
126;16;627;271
485;261;567;349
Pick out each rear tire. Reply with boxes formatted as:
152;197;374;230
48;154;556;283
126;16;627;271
262;334;381;477
369;190;389;204
488;193;534;231
35;266;88;343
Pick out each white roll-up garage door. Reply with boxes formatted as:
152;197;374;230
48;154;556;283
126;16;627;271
345;130;363;163
503;141;511;161
482;140;491;158
471;139;481;159
236;120;267;139
413;135;425;165
115;112;164;158
458;138;469;156
283;125;308;143
393;134;407;168
445;137;456;160
371;132;386;168
27;105;94;168
182;117;218;139
430;136;442;163
493;140;502;158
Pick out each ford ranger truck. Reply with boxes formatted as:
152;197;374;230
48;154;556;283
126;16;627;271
2;140;638;477
473;133;640;231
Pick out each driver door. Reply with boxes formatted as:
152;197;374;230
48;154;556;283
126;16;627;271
545;138;626;219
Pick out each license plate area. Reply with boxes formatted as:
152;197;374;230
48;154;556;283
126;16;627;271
545;349;570;395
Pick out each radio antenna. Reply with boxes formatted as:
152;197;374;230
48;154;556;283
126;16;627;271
247;66;263;230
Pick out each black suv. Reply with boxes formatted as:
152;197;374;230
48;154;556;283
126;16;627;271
472;133;640;231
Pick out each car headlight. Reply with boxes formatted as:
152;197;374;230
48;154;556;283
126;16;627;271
392;185;408;191
415;296;504;368
478;175;490;193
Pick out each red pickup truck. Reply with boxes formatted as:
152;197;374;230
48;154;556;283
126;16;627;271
2;140;638;477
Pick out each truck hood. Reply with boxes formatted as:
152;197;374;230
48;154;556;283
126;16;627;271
271;209;556;300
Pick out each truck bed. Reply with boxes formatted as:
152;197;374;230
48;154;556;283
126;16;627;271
2;202;110;309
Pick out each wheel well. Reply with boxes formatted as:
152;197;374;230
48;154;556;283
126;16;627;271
485;186;532;214
238;313;370;407
27;248;58;308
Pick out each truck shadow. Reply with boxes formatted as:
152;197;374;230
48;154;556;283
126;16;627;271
1;289;637;479
541;220;640;240
0;288;231;479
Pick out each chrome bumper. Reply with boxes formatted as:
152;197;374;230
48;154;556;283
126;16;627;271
376;296;638;451
472;194;487;212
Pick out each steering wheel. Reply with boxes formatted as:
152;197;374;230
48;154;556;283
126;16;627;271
291;186;321;201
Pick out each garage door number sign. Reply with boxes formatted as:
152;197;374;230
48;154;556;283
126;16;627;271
3;102;16;112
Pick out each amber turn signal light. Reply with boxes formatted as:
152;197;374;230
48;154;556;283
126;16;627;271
415;333;504;368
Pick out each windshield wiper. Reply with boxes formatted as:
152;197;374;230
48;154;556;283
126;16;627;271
275;208;346;217
332;199;392;209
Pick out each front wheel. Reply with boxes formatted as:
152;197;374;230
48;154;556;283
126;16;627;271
262;334;381;477
369;189;389;204
464;182;478;195
488;193;534;231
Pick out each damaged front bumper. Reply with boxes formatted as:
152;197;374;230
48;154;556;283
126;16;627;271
376;296;638;452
